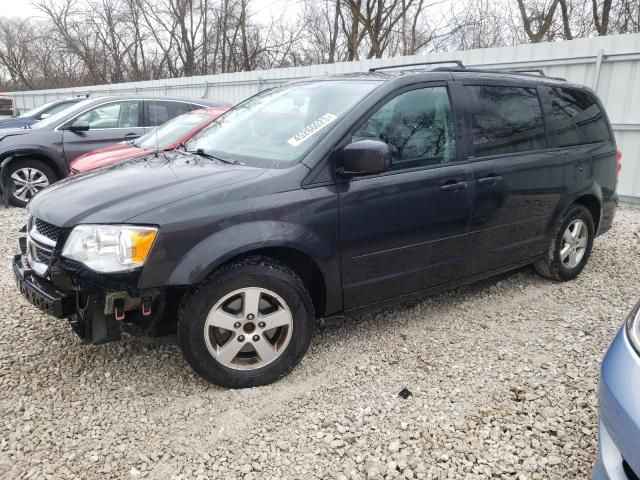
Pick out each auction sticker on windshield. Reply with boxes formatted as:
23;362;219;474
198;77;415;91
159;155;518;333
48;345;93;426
287;113;338;147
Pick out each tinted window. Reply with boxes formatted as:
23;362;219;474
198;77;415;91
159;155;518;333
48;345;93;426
76;101;140;129
468;85;545;157
352;86;456;169
147;101;192;127
546;87;610;146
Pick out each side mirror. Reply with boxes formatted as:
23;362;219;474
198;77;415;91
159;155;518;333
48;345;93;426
38;113;51;120
336;140;391;177
68;120;90;132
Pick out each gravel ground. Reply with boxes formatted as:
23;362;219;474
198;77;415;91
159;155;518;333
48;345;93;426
1;205;639;480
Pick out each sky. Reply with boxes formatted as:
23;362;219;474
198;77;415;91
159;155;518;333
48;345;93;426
0;0;300;21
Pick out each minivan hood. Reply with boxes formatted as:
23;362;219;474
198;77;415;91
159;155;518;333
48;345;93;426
28;153;266;227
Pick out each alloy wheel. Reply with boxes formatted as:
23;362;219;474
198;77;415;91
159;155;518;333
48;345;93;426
203;287;293;370
560;219;588;269
11;168;50;202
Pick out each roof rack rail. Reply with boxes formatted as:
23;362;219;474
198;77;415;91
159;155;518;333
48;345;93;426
369;60;464;72
509;69;547;76
431;66;566;82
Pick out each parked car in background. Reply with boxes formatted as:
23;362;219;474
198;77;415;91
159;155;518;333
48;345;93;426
69;106;230;174
0;95;230;206
0;94;14;118
0;98;84;130
12;64;618;388
594;302;640;480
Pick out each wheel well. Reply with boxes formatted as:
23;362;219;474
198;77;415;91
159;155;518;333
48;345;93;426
225;247;327;319
573;195;601;231
1;152;62;180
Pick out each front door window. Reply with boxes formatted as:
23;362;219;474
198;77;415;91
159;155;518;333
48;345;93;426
352;86;456;170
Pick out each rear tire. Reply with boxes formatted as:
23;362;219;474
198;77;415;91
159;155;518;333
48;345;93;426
534;204;595;281
5;159;57;207
177;256;315;388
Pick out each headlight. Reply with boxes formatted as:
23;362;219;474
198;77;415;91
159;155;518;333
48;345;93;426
625;302;640;356
62;225;158;273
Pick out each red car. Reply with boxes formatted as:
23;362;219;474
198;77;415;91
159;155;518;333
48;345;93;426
69;106;230;174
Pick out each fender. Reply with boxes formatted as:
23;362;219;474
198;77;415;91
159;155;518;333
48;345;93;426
0;150;62;206
547;181;603;236
162;220;342;312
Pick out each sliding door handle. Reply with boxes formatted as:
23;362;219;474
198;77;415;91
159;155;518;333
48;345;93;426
440;181;468;192
477;175;503;186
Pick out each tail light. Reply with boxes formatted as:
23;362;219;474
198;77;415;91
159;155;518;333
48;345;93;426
615;150;622;179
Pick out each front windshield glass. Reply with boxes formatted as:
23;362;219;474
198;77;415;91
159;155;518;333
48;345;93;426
135;112;213;149
31;98;95;129
185;80;380;168
18;101;56;118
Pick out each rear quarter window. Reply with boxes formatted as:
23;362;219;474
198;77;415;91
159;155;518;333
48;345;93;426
545;87;611;147
466;85;546;157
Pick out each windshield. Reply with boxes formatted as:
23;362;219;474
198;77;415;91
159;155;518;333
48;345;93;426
135;111;214;149
18;102;55;118
185;80;380;168
31;98;95;129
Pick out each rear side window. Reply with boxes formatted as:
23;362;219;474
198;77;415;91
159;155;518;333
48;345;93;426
467;85;545;157
147;101;192;127
546;87;611;146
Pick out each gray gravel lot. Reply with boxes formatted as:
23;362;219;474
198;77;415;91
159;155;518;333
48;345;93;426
1;205;639;480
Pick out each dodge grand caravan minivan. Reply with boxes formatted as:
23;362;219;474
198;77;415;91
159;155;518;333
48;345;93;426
13;62;619;388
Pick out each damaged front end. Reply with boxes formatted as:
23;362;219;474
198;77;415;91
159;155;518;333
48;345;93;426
13;216;169;345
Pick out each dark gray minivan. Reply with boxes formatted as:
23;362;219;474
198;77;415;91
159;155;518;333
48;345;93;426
13;63;619;388
0;96;230;206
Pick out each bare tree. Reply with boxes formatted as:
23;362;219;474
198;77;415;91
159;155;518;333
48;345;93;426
0;0;639;93
516;0;561;42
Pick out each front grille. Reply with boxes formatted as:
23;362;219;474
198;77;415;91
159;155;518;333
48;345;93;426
31;243;53;264
34;218;61;243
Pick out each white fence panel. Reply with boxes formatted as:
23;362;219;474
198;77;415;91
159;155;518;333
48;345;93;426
5;33;640;198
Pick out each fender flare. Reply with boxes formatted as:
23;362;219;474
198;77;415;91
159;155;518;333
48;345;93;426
0;149;59;208
165;220;336;287
548;182;603;236
0;150;61;206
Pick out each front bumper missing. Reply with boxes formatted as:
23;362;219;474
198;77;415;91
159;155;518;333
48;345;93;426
13;252;123;344
13;253;75;318
14;225;169;345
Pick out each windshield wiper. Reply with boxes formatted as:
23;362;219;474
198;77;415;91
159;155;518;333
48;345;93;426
173;143;191;156
188;148;243;165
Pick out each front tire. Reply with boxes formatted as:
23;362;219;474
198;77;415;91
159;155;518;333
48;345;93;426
5;159;57;207
177;256;315;388
534;204;595;281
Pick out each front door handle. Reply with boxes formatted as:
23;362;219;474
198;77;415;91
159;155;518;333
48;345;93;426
477;175;503;186
123;133;140;140
440;180;468;192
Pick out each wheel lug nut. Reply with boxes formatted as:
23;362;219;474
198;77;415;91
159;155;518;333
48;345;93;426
258;322;266;328
252;335;260;342
238;335;245;342
234;322;241;328
247;314;255;320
